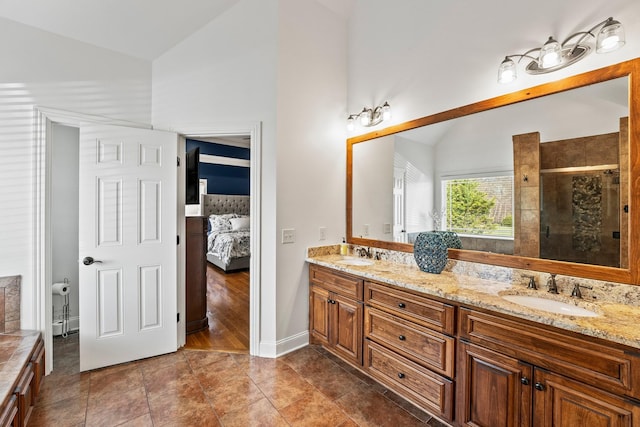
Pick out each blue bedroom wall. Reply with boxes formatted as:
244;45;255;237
186;139;250;195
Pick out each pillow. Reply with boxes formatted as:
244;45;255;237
230;216;250;231
209;213;237;233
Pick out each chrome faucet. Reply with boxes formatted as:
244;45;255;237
547;274;558;294
571;283;593;299
356;247;371;258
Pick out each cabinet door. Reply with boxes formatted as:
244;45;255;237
331;293;363;365
309;285;330;346
533;369;640;427
457;341;532;427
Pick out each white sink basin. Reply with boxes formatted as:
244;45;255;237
336;258;374;266
501;295;599;317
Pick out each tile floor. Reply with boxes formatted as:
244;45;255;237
28;335;449;426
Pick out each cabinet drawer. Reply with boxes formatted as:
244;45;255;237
310;265;363;300
365;340;453;422
15;364;34;427
0;395;18;427
30;338;45;402
459;307;640;399
365;307;454;378
364;281;455;335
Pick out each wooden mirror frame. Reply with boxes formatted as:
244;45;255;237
347;58;640;284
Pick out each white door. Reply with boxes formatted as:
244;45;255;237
78;124;178;371
393;168;406;242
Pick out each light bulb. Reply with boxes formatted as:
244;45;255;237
498;57;517;84
539;37;561;68
381;102;391;121
360;108;372;126
596;18;625;53
346;115;355;131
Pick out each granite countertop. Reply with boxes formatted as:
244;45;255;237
307;253;640;350
0;330;41;406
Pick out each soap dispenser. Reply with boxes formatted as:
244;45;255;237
340;238;348;255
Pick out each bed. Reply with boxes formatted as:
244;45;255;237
202;194;251;272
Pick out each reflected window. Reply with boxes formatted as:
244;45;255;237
443;175;514;238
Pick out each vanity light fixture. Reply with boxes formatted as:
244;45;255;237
498;17;625;84
347;102;391;131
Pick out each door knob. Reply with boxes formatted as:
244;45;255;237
82;256;102;266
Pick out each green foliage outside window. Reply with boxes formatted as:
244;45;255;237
444;176;513;237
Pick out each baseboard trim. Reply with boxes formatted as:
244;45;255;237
259;330;309;358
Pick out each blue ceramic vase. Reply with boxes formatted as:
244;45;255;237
435;230;462;250
413;232;448;274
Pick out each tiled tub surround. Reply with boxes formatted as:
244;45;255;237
0;275;20;333
307;245;640;349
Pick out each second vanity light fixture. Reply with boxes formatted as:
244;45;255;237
498;17;625;84
347;102;391;131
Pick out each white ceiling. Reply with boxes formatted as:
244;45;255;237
0;0;353;61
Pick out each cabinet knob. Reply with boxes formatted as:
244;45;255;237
398;373;405;379
398;335;406;341
521;377;530;385
398;302;406;308
534;382;545;391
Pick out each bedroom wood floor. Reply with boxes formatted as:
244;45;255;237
185;264;250;353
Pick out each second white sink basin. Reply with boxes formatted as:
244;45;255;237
337;258;374;266
501;295;599;317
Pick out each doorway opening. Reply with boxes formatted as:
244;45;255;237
49;123;81;372
182;136;252;353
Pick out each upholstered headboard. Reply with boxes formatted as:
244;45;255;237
202;194;250;216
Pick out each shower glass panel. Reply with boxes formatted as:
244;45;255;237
540;169;620;267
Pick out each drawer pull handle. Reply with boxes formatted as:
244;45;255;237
398;373;405;379
534;382;545;391
521;377;530;385
398;335;406;341
398;302;406;308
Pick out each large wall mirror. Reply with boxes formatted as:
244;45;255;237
347;58;640;284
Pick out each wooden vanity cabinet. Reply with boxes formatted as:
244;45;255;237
457;307;640;427
363;281;456;422
309;265;364;366
0;334;45;427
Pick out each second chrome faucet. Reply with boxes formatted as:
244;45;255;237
547;273;558;294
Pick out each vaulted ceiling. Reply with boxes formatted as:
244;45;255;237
0;0;354;61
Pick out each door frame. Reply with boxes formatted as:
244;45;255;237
177;124;261;354
34;107;262;374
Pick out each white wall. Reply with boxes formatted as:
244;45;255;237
276;0;348;342
353;136;394;240
0;17;151;329
152;0;347;352
347;0;640;131
50;124;79;324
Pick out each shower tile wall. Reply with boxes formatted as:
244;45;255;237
512;132;541;258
